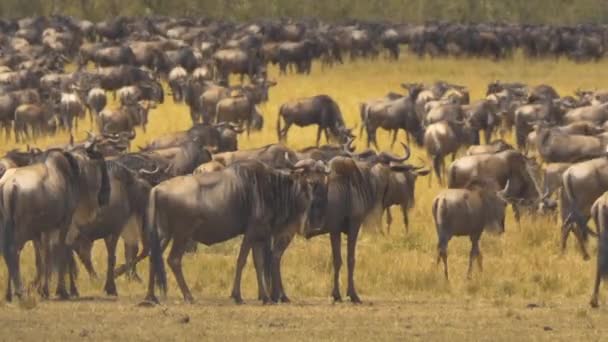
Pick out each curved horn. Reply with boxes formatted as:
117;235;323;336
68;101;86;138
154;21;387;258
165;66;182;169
343;136;356;153
138;165;160;175
380;142;411;163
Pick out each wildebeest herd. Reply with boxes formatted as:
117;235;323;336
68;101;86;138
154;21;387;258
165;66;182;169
3;15;608;309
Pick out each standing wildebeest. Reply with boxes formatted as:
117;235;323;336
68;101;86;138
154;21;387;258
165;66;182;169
0;141;110;300
361;83;424;149
59;91;86;132
424;120;477;184
215;80;276;134
168;66;188;103
560;157;608;260
99;101;152;134
448;150;545;221
304;151;419;303
86;87;107;119
590;192;608;308
277;95;353;146
432;178;509;280
143;159;329;304
65;160;151;296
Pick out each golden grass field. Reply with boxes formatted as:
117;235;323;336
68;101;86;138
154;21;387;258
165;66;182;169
3;54;608;340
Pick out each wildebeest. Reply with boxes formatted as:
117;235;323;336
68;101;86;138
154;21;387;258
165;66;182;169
277;95;353;146
448;149;545;221
0;140;110;300
424;120;477;184
432;178;509;279
560;156;608;259
99;101;152;134
360;83;424;149
143;159;329;304
589;192;608;308
86;87;107;119
304;153;421;303
13;103;56;142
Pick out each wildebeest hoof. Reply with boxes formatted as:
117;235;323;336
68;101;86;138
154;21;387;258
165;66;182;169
583;254;591;261
184;296;195;304
261;297;273;305
137;299;158;307
142;295;160;305
349;295;362;304
70;288;80;298
590;298;599;308
104;286;118;297
280;295;291;303
56;288;70;300
332;294;343;303
231;295;244;305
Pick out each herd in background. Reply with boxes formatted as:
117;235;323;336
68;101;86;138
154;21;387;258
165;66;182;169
3;15;608;308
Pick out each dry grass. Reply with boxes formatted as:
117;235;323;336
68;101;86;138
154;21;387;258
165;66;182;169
2;53;608;340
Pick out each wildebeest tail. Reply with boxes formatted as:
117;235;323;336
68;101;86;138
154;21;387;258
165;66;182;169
146;188;167;295
432;155;443;185
276;104;285;140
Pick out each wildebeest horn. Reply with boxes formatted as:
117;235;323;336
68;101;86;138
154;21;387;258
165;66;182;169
381;142;411;163
139;166;160;175
343;136;356;153
121;129;136;140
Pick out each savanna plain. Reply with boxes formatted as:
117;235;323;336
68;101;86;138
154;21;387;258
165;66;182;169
2;54;608;341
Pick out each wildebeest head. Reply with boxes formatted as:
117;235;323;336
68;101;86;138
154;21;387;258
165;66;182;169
291;159;330;234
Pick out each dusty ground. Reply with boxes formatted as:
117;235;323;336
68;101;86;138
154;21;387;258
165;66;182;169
1;295;607;341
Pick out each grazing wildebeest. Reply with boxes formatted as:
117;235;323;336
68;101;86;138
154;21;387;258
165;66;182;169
533;124;606;163
432;178;509;280
589;192;608;308
0;141;110;301
143;159;329;304
13;103;56;142
560;157;608;260
277;95;353;146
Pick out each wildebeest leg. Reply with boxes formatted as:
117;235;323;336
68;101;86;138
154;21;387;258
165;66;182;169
385;208;393;235
512;203;521;224
74;239;98;280
67;250;79;298
590;259;602;308
315;126;323;146
324;128;331;144
256;238;272;301
346;226;361;304
55;227;72;300
270;235;293;303
104;234;119;296
35;235;51;299
437;234;450;280
401;203;409;233
167;237;193;303
123;242;142;282
330;231;342;302
573;227;591;260
561;223;572;253
252;241;270;304
231;236;251;304
4;244;23;302
467;234;482;280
